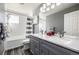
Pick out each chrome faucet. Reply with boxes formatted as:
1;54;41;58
58;31;66;38
40;30;43;34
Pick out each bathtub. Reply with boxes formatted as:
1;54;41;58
4;35;25;50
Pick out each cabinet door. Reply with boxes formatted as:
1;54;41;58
30;42;39;55
40;44;49;55
30;36;40;55
34;42;40;55
30;39;35;54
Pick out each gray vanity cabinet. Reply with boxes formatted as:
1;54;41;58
40;43;49;55
30;36;79;55
30;36;40;55
30;39;35;54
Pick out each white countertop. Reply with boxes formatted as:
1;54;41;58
32;34;79;53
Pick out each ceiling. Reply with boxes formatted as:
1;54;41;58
5;3;41;16
5;3;77;17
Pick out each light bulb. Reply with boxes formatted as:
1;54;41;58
51;4;55;9
42;4;46;9
40;7;45;13
46;7;50;11
42;9;45;12
40;7;43;12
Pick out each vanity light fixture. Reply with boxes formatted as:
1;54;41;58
40;7;44;12
40;3;62;13
51;4;55;9
40;7;45;12
46;7;50;11
46;3;51;6
40;7;43;12
40;8;45;12
42;4;46;9
42;9;46;12
56;3;61;6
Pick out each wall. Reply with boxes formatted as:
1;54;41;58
46;4;79;33
33;4;42;33
0;3;5;23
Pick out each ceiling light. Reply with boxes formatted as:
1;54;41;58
51;4;55;9
56;3;61;6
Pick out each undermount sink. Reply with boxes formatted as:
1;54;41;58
64;35;79;39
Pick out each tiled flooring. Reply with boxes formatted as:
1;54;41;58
4;46;32;55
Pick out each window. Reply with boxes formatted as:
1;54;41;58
8;15;19;24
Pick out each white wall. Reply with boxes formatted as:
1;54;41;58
0;3;5;23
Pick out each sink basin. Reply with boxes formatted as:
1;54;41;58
64;35;79;39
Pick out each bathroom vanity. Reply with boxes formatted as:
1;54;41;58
29;9;79;55
29;34;79;55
